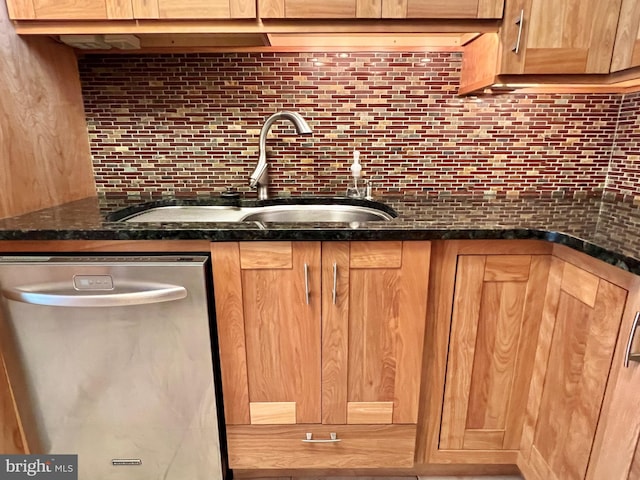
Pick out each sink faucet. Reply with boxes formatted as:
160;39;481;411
249;111;313;200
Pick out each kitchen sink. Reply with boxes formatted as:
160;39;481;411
114;201;396;223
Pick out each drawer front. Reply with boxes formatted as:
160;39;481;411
227;424;417;469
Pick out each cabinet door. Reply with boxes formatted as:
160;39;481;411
611;0;640;72
382;0;503;18
440;255;550;451
211;242;322;426
8;0;133;19
586;284;640;479
259;0;382;18
321;241;430;425
500;0;623;74
133;0;256;18
522;259;627;480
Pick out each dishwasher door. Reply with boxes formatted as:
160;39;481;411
0;255;223;480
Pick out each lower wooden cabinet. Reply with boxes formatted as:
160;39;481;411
440;254;550;452
0;353;25;454
518;257;629;480
211;240;431;469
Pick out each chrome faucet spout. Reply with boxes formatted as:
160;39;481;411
249;111;312;200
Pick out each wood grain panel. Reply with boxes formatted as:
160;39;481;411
350;241;402;268
243;242;321;424
586;0;624;73
250;402;296;424
284;0;357;18
503;255;550;449
259;0;284;17
346;401;393;424
519;256;563;458
532;276;626;479
348;268;398;403
227;424;417;469
240;242;292;269
459;33;499;95
356;0;381;17
381;0;406;17
440;255;486;449
0;354;25;454
132;0;160;17
321;242;349;425
106;0;134;18
32;0;108;19
230;0;256;17
610;0;640;71
587;282;640;479
157;0;234;18
462;429;504;450
0;6;96;220
392;240;429;423
405;0;480;18
5;0;36;19
561;261;599;307
524;48;589;74
477;0;503;17
211;243;250;424
483;255;530;282
466;281;526;430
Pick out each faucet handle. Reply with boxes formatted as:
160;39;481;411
365;180;374;200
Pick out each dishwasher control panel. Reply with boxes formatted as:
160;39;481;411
73;275;114;290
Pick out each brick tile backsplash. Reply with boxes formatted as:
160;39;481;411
79;52;625;198
607;91;640;203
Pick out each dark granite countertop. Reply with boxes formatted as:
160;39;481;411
0;195;639;275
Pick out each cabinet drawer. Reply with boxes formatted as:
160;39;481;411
227;424;417;469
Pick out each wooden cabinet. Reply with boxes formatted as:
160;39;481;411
417;239;554;466
132;0;256;19
258;0;504;18
584;279;640;479
611;0;640;72
7;0;134;19
440;254;550;453
6;0;256;20
211;240;430;468
383;0;504;18
500;0;623;74
518;252;632;480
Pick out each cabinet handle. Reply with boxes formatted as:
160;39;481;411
304;263;310;305
302;432;341;443
511;9;524;54
332;262;337;305
624;311;640;367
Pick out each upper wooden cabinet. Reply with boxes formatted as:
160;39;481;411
258;0;504;19
5;0;256;19
211;240;430;469
611;0;640;72
500;0;623;74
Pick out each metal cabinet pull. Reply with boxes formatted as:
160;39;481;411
511;9;524;53
332;262;338;304
304;263;310;305
302;432;341;443
624;312;640;367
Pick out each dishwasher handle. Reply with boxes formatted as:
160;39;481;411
2;282;187;308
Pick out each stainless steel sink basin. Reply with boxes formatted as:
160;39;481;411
117;202;395;223
241;205;392;223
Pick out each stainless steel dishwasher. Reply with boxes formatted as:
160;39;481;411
0;255;223;480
